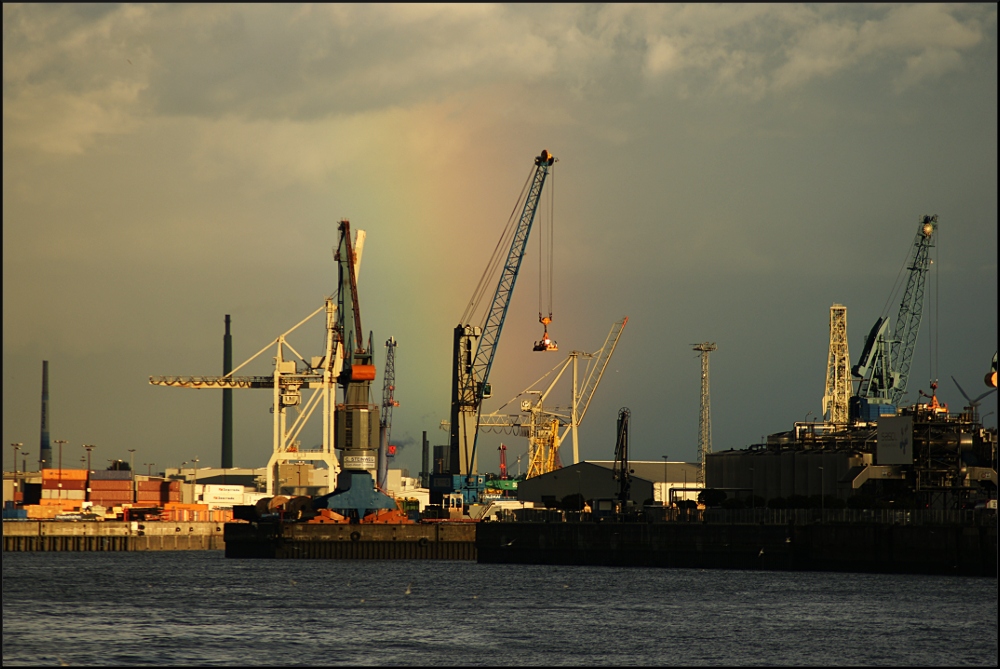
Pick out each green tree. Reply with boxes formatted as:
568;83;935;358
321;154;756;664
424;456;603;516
698;489;728;507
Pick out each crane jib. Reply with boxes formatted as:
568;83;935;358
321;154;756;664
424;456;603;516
473;162;551;400
451;150;556;477
852;215;936;416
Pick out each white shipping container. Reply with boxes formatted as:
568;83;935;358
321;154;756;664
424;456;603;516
203;492;242;504
204;485;245;495
244;492;269;506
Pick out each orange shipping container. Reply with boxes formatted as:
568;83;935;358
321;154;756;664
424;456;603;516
38;499;81;510
163;502;208;511
41;468;89;481
42;479;88;490
88;480;133;491
90;492;132;506
26;505;62;519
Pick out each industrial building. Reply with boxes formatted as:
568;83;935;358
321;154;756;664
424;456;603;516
516;460;702;508
704;217;997;510
706;403;997;509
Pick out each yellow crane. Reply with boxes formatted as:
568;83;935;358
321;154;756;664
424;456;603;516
479;317;628;478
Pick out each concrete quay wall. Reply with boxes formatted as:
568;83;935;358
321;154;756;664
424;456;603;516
224;521;477;559
3;520;226;551
475;521;997;577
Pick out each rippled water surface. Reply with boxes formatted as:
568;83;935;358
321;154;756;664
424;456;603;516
3;551;996;666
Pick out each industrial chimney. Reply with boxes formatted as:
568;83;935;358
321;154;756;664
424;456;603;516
222;315;233;469
40;360;52;471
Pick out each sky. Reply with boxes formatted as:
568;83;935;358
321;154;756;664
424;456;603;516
3;3;997;479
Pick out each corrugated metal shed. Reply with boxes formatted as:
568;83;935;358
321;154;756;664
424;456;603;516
588;460;701;485
516;461;654;506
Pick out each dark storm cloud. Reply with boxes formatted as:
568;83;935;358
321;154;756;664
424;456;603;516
3;4;996;472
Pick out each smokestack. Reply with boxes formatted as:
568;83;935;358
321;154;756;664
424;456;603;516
421;430;429;488
222;315;233;469
40;360;52;471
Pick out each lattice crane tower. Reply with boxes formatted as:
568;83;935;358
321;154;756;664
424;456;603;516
822;304;851;424
693;342;717;485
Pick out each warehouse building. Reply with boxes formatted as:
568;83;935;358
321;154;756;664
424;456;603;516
516;460;701;508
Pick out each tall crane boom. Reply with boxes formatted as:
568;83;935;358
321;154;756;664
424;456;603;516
613;408;631;505
890;215;936;406
378;337;398;490
449;149;557;477
851;215;937;420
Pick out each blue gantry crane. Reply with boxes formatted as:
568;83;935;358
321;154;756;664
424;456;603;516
446;149;557;494
850;215;937;421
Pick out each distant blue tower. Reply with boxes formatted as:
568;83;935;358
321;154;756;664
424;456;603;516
40;360;52;471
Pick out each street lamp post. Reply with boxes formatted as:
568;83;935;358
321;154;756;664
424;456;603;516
11;443;23;502
54;439;67;482
127;449;136;503
662;454;669;507
750;467;755;510
82;444;94;502
192;457;200;503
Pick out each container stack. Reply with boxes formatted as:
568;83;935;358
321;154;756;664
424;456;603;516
40;469;87;510
200;484;244;510
161;502;230;522
135;479;182;507
88;469;134;507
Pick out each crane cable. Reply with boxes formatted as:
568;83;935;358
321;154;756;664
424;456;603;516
879;227;915;322
460;167;535;326
538;166;555;322
929;226;939;384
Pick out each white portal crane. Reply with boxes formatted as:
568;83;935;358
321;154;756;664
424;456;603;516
150;225;369;495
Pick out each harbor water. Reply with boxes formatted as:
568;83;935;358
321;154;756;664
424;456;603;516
2;551;996;666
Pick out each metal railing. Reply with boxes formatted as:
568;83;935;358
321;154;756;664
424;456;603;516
492;507;995;526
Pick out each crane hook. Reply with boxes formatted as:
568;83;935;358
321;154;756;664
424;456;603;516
533;315;558;352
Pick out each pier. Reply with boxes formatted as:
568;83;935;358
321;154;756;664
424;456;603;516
224;521;477;559
3;520;226;551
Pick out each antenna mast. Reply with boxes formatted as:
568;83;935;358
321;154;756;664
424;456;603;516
694;342;717;486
